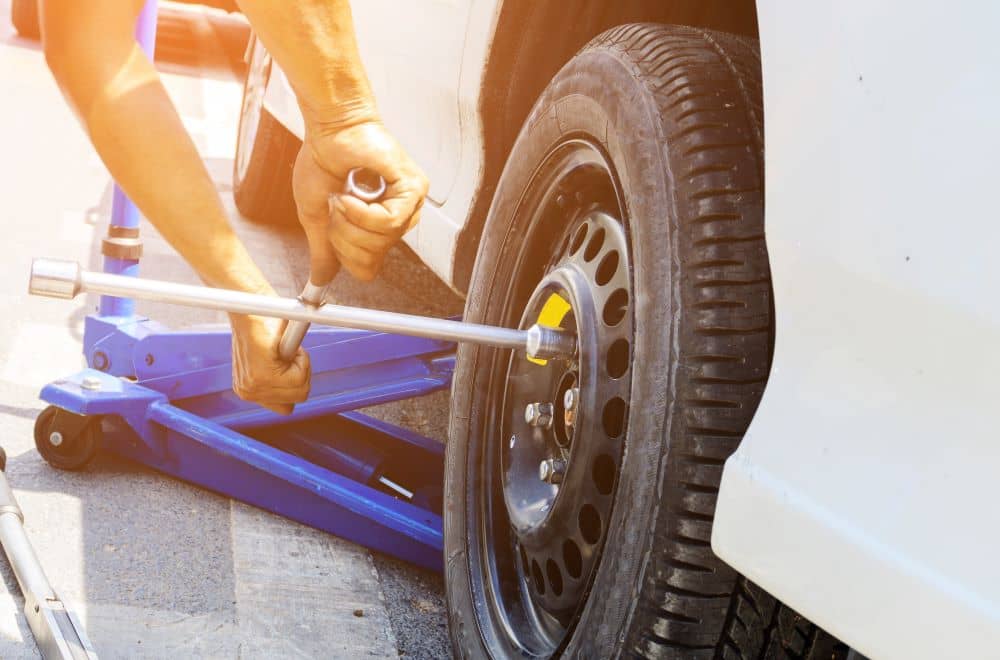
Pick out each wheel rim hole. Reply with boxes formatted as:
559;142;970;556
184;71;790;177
603;289;629;326
546;559;564;596
606;339;630;379
569;223;589;254
579;504;602;545
602;397;627;438
583;228;606;262
592;454;616;496
595;250;619;286
562;540;582;579
531;559;546;594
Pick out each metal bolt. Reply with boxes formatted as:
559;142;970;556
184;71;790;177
81;376;102;391
48;432;64;447
526;325;576;361
563;388;579;411
563;387;579;427
539;458;567;484
525;402;554;429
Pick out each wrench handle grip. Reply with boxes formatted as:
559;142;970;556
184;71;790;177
278;168;386;361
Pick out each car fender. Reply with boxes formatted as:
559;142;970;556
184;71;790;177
712;2;1000;658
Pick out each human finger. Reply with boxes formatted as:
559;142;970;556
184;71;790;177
328;230;384;281
328;212;389;253
336;191;419;237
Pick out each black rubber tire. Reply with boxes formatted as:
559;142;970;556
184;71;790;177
446;23;846;659
34;406;100;471
11;0;40;40
232;38;301;227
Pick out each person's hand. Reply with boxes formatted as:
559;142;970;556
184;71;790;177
292;121;429;283
230;313;310;415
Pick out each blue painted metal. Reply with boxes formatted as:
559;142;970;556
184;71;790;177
83;314;168;377
41;324;455;570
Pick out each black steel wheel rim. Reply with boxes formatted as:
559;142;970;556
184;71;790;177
473;140;635;655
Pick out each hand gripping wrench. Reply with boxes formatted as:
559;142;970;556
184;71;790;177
277;168;387;361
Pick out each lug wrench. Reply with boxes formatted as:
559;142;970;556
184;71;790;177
28;261;575;361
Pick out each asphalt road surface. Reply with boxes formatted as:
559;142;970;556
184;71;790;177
0;3;460;657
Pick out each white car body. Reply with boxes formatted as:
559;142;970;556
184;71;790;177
712;2;1000;659
260;2;1000;657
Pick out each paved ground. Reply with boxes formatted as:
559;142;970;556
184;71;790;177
0;3;459;657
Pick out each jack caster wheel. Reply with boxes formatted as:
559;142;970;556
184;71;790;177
34;406;101;471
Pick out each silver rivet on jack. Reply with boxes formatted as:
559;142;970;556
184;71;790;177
48;432;64;447
525;402;554;429
539;458;566;484
81;376;102;391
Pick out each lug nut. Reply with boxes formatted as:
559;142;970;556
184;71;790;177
563;387;579;427
49;432;64;447
539;458;567;485
525;402;554;429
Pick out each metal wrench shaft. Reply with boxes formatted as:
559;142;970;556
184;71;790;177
28;259;576;360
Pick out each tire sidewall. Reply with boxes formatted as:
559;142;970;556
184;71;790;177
446;45;681;658
234;36;266;192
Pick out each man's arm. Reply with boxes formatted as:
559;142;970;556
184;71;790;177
42;0;270;295
234;1;377;132
41;0;309;414
236;0;429;284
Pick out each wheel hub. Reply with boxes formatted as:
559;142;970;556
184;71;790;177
501;211;633;619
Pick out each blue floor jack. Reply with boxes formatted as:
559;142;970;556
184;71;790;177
28;255;571;569
28;249;570;574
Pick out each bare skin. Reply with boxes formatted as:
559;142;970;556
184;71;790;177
40;0;428;414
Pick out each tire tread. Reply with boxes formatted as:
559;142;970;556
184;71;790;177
582;24;846;660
